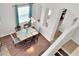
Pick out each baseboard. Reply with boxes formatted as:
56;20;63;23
0;31;15;38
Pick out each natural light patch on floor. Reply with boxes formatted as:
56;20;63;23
26;47;35;54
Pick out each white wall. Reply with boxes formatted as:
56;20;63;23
72;19;79;45
33;3;79;43
72;28;79;45
33;3;63;42
0;3;16;37
32;3;42;20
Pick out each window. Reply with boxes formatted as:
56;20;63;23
15;4;32;26
43;8;52;28
18;6;30;24
48;9;51;17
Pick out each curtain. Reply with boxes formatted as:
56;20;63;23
29;3;33;26
15;5;19;26
29;3;32;18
